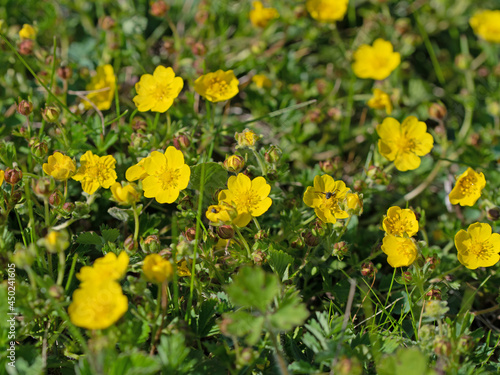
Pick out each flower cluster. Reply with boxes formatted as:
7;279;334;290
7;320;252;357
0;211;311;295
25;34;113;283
381;207;419;268
68;252;129;330
84;64;116;111
126;146;190;204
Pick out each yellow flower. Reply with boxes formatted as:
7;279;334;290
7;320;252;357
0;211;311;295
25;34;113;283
206;204;235;223
72;151;117;195
382;206;418;237
218;173;272;227
367;88;392;115
126;157;150;181
143;254;173;283
68;280;128;330
19;24;36;40
177;260;191;277
133;66;184;113
306;0;349;23
252;74;272;89
455;223;500;269
77;251;129;286
0;169;4;185
448;168;486;207
235;129;260;148
141;146;190;204
85;64;116;111
39;231;70;253
111;182;140;205
346;192;363;215
381;235;418;268
470;10;500;43
43;152;76;181
194;70;239;103
303;175;350;224
352;39;401;80
223;155;245;173
376;116;434;172
250;1;279;28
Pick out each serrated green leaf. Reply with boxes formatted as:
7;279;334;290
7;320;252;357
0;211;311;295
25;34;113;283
101;228;120;244
226;267;280;312
193;299;217;338
269;292;308;332
108;352;160;375
188;162;227;206
108;207;131;222
157;333;197;374
222;310;264;346
76;232;103;246
378;348;436;375
268;249;294;281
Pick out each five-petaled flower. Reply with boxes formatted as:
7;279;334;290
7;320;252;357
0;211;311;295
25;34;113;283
303;175;350;224
141;146;190;204
448;168;486;207
352;39;401;80
382;206;418;237
381;235;418;268
43;152;76;181
19;24;36;40
84;64;116;111
143;254;173;283
72;151;117;195
455;223;500;269
133;66;184;112
218;173;272;227
470;10;500;43
250;1;279;28
306;0;349;23
376;116;434;171
367;88;392;114
77;251;130;286
194;70;239;102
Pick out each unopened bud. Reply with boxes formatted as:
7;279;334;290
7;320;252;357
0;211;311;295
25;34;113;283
124;235;136;251
142;235;161;253
426;289;442;300
361;262;376;278
264;145;282;164
333;241;349;259
254;230;268;240
217;225;234;239
425;254;440;270
319;159;335;174
17;99;33;116
290;234;305;249
4;168;23;185
172;134;190;150
223;155;245;173
487;208;500;221
434;337;452;357
32;141;48;158
18;39;34;55
253;250;266;265
42;106;60;123
57;66;73;80
402;271;412;283
191;42;206;56
35;178;52;197
99;16;116;30
62;202;75;214
49;190;62;206
48;285;64;300
428;103;447;120
184;227;196;242
302;230;320;247
150;0;169;17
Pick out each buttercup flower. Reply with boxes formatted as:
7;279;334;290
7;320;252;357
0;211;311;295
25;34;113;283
206;204;235;223
223;155;245;173
367;88;392;115
72;151;117;195
177;260;191;277
194;70;239;102
306;0;349;23
111;182;140;205
250;1;279;28
126;157;150;181
455;223;500;269
141;146;190;204
470;10;500;43
235;129;260;148
19;24;36;40
143;254;173;283
252;74;272;89
84;64;116;111
218;173;272;227
382;207;418;237
381;235;418;268
352;39;401;80
77;251;129;286
43;152;76;181
133;66;184;112
376;116;434;171
303;175;350;224
448;168;486;207
68;281;128;330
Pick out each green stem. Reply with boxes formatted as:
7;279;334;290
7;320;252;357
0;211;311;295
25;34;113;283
65;253;78;292
235;227;252;259
414;11;445;85
132;202;140;243
253;217;262;232
56;251;66;286
251;148;267;176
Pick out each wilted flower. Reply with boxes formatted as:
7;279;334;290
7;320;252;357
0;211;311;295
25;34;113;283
470;10;500;43
303;175;350;224
376;116;434;172
306;0;349;23
19;24;36;40
455;222;500;269
250;1;279;28
235;129;260;148
143;254;173;283
72;151;117;195
133;66;184;112
352;39;401;80
141;146;190;204
194;70;239;102
381;235;418;268
367;88;392;114
43;152;76;181
382;206;418;237
84;64;116;111
448;168;486;207
110;182;140;205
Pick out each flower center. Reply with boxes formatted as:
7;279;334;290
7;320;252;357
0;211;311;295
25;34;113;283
155;84;173;101
468;240;494;260
458;176;476;195
87;163;112;184
398;136;416;153
234;189;260;213
385;214;410;236
158;167;180;189
207;78;228;96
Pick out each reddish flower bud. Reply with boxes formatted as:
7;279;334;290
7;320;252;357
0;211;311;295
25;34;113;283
17;99;33;116
4;168;23;185
57;66;73;80
18;39;34;55
217;225;234;239
150;1;169;17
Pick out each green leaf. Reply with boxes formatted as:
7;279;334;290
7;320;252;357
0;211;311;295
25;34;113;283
101;228;120;244
222;310;264;346
226;267;280;312
188;162;227;206
108;207;131;222
268;249;294;281
378;348;436;375
192;299;217;338
75;232;103;246
269;291;309;332
108;352;160;375
157;333;197;374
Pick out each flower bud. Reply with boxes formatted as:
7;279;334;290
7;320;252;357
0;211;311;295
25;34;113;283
132;117;147;132
333;241;348;259
302;230;320;247
49;190;62;206
8;191;23;208
487;208;500;221
434;337;452;357
191;42;206;56
333;356;362;375
57;66;73;80
217;225;234;239
253;250;266;265
426;289;442;300
254;230;268;240
31;141;48;158
425;254;440;270
62;202;75;214
150;0;169;17
141;235;161;253
12;243;36;268
48;285;64;300
172;133;190;150
17;99;33;116
402;271;412;283
124;235;136;251
99;16;116;30
428;103;447;120
42;106;60;123
457;335;475;354
235;129;260;148
18;39;34;55
184;227;196;242
319;159;335;174
361;262;376;278
34;178;52;197
290;234;305;249
39;231;70;253
223;155;245;173
4;168;23;185
264;146;282;164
